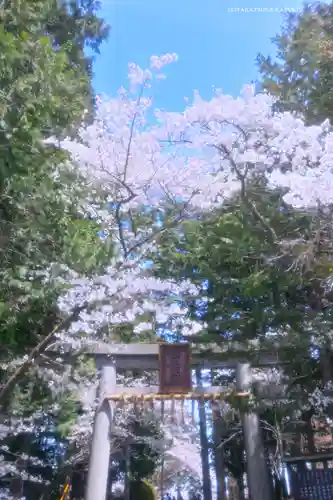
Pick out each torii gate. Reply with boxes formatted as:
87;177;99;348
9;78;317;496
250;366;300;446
79;343;277;500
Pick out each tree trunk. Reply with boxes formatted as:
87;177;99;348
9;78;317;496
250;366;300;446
321;345;333;419
196;369;212;500
211;368;225;499
236;475;245;500
211;400;226;499
303;409;315;454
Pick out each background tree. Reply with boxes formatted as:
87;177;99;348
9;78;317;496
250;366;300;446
0;0;112;496
0;0;110;400
1;0;109;130
151;179;333;495
257;1;333;125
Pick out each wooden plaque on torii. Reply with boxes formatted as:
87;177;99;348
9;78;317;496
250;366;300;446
158;343;192;394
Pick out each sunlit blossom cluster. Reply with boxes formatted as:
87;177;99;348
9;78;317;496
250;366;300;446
63;54;333;219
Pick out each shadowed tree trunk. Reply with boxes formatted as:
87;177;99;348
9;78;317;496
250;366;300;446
196;369;212;500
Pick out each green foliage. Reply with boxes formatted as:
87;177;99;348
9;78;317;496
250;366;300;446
125;416;164;481
154;181;308;338
56;393;84;437
257;2;333;124
0;0;112;371
0;0;109;128
151;180;333;488
63;217;115;274
0;2;112;496
110;311;158;343
129;480;157;500
152;179;333;402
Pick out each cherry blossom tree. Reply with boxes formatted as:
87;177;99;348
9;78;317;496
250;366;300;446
53;53;333;351
3;51;333;497
4;52;333;393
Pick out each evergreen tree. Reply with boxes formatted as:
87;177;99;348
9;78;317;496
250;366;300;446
257;2;333;125
0;0;109;129
152;179;333;410
0;1;112;496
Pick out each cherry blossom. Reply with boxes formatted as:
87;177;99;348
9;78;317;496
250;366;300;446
62;54;333;227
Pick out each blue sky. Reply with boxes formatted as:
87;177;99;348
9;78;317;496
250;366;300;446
93;0;304;111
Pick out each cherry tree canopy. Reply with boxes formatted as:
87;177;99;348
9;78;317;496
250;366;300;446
52;53;333;350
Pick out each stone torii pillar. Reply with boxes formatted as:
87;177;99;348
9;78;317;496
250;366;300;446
85;356;116;500
236;363;273;500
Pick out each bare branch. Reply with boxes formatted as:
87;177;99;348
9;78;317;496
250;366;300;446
162;121;279;245
0;303;86;406
212;142;279;244
126;191;199;256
